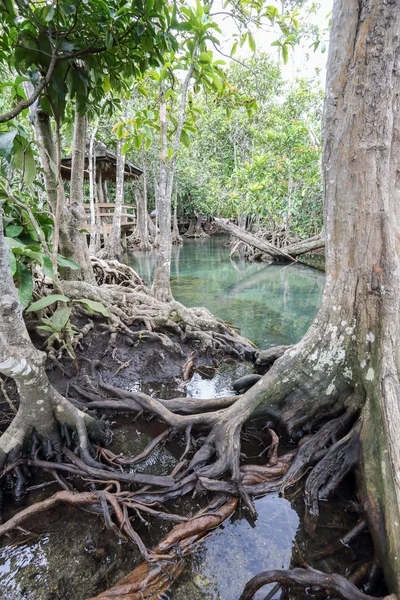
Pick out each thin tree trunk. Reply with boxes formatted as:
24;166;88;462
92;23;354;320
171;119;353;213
135;147;151;251
152;81;171;301
153;43;199;301
33;106;95;282
105;139;125;260
172;194;182;245
88;125;99;255
0;201;102;468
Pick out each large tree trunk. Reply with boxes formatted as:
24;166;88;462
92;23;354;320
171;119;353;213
215;218;324;260
0;202;104;470
104;139;125;260
323;0;400;592
34;108;95;283
103;2;400;595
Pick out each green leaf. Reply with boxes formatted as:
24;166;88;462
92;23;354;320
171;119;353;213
26;294;70;312
57;255;80;270
282;44;289;65
0;129;18;161
24;149;36;186
18;264;33;309
4;236;26;251
230;41;237;57
5;225;23;238
172;22;193;31
51;306;72;332
146;0;155;10
36;325;56;333
181;130;190;148
8;249;17;276
42;255;55;280
248;32;256;53
73;298;109;316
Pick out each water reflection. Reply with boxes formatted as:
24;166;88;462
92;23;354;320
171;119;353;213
173;494;299;600
128;236;325;348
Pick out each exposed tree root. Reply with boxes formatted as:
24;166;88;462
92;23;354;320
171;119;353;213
238;567;392;600
61;279;255;358
0;337;385;600
91;257;144;287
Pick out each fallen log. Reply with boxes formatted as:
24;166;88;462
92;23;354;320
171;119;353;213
214;218;325;261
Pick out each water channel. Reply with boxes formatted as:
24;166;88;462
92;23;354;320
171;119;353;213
0;236;337;600
128;235;325;349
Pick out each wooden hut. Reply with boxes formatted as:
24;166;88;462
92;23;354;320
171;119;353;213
61;142;142;244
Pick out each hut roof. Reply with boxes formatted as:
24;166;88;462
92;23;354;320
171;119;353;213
61;141;142;181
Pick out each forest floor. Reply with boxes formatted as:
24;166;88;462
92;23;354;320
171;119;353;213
0;317;385;600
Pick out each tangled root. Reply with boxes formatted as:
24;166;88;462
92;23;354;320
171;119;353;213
61;279;255;358
91;257;144;287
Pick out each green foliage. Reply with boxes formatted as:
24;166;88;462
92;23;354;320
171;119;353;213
28;293;109;359
173;52;323;239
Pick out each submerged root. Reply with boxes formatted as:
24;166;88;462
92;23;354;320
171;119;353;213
239;567;392;600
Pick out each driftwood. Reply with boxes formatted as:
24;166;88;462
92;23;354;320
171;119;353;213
214;218;325;261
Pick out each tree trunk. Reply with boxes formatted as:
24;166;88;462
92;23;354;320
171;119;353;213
172;195;183;245
0;201;104;469
152;82;172;302
88;125;99;255
135;148;151;251
104;139;125;260
34;108;95;283
153;44;199;302
215;218;324;260
184;216;196;237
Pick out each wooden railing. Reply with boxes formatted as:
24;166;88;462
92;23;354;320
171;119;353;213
84;203;136;233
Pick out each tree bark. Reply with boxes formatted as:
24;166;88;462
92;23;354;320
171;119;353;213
34;107;95;283
88;124;99;255
152;82;172;302
153;43;199;301
135;148;151;250
104;139;125;260
0;202;103;468
172;194;183;245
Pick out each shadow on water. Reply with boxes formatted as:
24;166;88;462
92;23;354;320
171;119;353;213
128;236;325;348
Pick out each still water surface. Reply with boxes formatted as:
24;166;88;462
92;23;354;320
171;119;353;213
128;235;325;348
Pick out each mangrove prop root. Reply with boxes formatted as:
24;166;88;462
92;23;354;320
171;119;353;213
238;567;392;600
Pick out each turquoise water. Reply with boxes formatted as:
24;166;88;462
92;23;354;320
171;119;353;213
128;236;325;348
